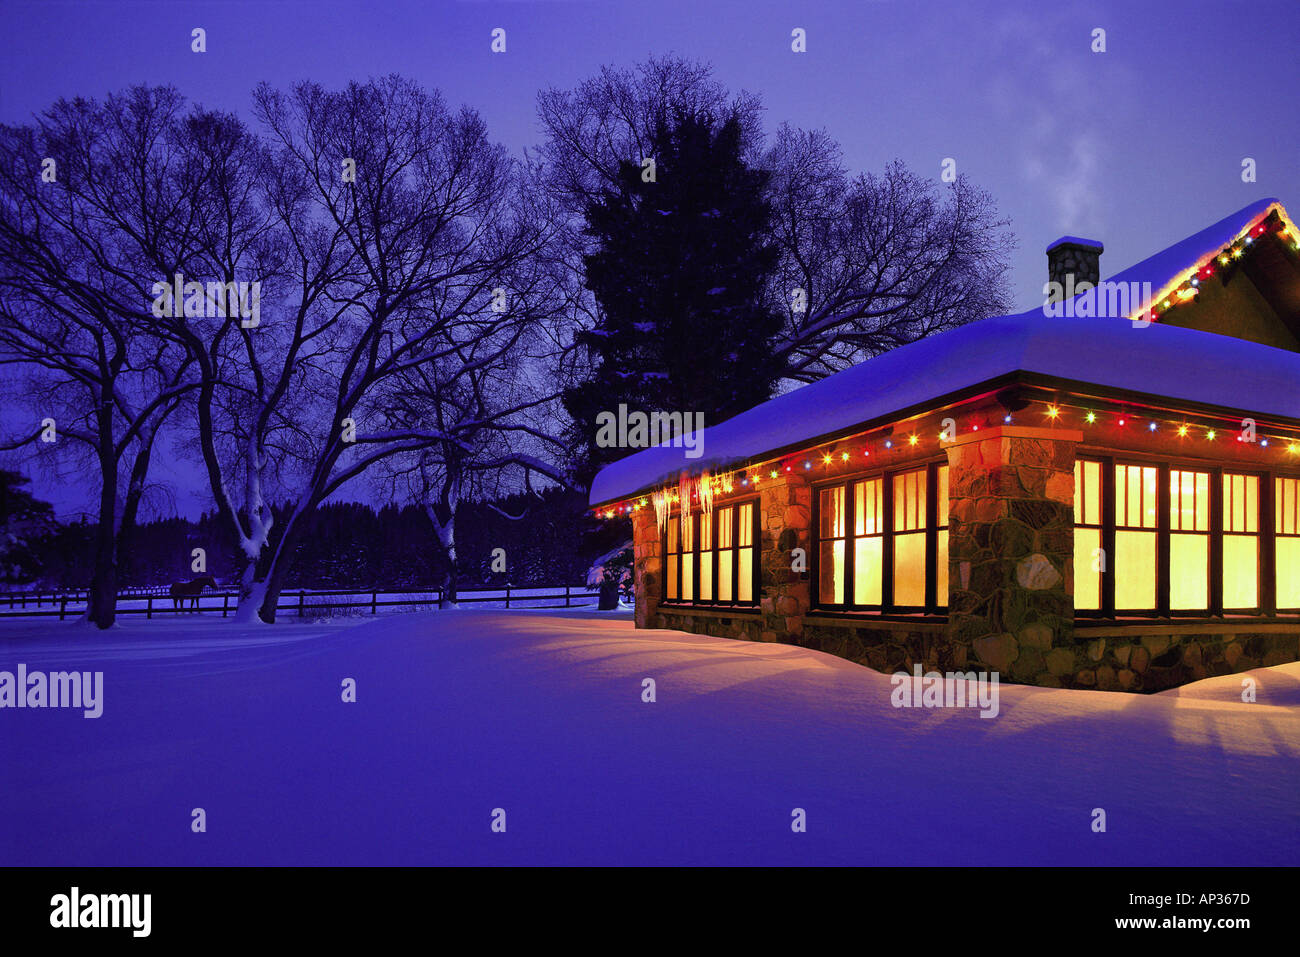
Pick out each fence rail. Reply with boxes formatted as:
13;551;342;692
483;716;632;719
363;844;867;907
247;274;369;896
0;584;605;620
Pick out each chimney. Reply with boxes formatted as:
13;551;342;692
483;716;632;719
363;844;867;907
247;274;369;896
1045;236;1103;303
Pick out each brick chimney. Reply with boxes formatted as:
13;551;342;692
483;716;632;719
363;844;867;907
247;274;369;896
1045;236;1103;303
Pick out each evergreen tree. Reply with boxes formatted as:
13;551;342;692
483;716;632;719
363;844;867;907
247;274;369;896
0;470;57;583
563;109;784;484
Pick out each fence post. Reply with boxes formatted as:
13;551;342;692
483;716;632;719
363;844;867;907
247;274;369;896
59;598;67;621
371;589;377;615
505;584;511;609
147;596;153;620
565;585;571;608
223;594;229;618
298;591;304;617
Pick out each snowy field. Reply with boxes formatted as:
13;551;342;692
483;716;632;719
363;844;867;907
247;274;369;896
1;610;1297;866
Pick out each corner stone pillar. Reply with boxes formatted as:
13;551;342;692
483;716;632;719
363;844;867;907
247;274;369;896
631;508;662;629
759;473;811;641
943;426;1081;681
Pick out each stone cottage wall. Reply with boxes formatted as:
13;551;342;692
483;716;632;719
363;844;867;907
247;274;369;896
627;423;1300;693
942;426;1081;682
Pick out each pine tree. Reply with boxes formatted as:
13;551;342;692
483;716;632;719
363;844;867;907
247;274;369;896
563;109;784;484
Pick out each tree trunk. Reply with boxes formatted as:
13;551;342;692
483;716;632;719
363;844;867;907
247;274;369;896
115;428;156;588
87;441;118;629
255;499;314;623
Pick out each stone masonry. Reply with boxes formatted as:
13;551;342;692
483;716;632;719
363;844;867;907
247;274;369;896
942;426;1080;684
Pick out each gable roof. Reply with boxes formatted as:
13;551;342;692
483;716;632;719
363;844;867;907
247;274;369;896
589;199;1300;507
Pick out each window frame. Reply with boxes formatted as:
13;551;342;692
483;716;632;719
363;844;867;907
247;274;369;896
1081;453;1283;621
660;498;761;609
812;459;949;616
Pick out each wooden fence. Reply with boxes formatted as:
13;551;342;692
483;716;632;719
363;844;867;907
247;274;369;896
0;584;605;620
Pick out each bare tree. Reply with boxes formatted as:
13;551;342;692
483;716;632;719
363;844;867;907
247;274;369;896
763;128;1014;381
0;88;200;627
231;76;560;622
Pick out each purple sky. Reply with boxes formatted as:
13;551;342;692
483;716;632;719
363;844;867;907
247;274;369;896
2;0;1297;517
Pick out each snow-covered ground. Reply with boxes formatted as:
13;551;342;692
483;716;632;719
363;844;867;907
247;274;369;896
1;611;1296;865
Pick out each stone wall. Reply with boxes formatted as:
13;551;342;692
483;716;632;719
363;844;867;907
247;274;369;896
1053;631;1300;692
631;507;662;630
943;427;1080;683
758;472;811;642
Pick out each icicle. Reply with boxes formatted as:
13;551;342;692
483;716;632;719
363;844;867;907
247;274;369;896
699;469;714;519
678;472;691;543
652;488;671;535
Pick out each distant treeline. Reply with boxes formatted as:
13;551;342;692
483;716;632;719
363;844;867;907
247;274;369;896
21;487;627;592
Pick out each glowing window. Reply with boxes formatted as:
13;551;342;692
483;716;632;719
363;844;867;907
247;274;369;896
819;486;846;605
1222;474;1258;610
666;518;679;601
1168;469;1209;610
1277;478;1300;609
698;508;713;602
1115;464;1157;610
737;503;755;603
852;478;883;606
936;465;949;607
892;469;928;607
1073;460;1102;611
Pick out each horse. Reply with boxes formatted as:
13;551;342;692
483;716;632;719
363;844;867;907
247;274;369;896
170;575;217;613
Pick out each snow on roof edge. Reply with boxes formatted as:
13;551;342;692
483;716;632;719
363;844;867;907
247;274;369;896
590;199;1300;507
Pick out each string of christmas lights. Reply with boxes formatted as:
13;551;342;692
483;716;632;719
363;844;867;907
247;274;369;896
1142;207;1300;324
594;399;1300;520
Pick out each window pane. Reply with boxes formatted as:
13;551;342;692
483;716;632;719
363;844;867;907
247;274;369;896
699;513;712;551
936;466;949;527
1223;474;1258;534
854;479;881;536
667;520;678;553
820;540;844;605
717;507;733;548
682;514;694;552
738;503;753;547
1084;460;1101;525
681;551;693;601
820;487;845;538
1117;465;1158;528
1074;527;1102;610
1278;539;1300;608
892;470;927;532
718;551;733;601
893;531;926;606
666;555;678;600
699;551;712;601
853;536;882;605
1223;535;1258;609
1115;530;1156;609
738;548;753;602
1170;533;1208;610
936;528;949;606
1280;479;1298;535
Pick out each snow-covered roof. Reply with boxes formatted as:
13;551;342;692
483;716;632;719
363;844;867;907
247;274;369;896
1101;198;1288;320
590;199;1300;506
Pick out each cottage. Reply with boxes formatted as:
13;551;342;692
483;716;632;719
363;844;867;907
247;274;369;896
589;199;1300;691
